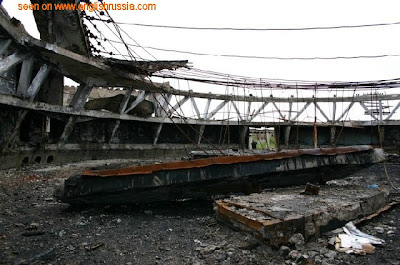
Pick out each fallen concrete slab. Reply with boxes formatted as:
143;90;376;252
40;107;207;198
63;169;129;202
54;146;384;204
215;185;389;246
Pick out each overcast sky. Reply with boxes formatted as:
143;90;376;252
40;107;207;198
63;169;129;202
3;0;400;121
4;0;400;81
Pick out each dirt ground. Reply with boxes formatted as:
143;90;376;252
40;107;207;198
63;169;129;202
0;159;399;265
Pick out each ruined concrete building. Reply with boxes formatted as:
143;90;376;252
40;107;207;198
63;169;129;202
0;1;399;172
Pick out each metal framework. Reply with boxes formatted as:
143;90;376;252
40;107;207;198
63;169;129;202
0;6;399;169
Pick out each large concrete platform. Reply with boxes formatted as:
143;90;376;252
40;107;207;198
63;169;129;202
215;184;389;246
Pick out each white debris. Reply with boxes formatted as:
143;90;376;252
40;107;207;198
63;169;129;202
329;221;385;255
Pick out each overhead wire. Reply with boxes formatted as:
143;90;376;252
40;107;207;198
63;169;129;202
93;7;227;156
86;17;400;31
105;38;400;61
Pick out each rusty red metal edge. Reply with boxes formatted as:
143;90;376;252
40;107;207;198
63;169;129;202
216;201;264;232
81;145;374;177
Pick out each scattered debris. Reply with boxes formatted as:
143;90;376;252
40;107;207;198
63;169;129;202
288;233;305;249
329;222;385;255
15;248;55;265
85;242;105;251
301;183;320;195
1;160;399;264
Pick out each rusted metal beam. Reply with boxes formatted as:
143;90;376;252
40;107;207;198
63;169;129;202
82;145;375;177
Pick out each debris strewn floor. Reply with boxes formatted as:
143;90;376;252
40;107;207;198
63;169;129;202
0;161;399;265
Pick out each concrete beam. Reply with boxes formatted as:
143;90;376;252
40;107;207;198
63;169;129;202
168;89;400;103
124;90;147;114
0;51;29;74
69;84;92;111
168;96;189;116
1;94;398;127
17;56;34;97
26;64;51;101
0;38;12;54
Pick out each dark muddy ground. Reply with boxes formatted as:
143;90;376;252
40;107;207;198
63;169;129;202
0;160;399;265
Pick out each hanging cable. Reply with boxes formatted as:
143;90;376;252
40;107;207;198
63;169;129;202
85;16;400;31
